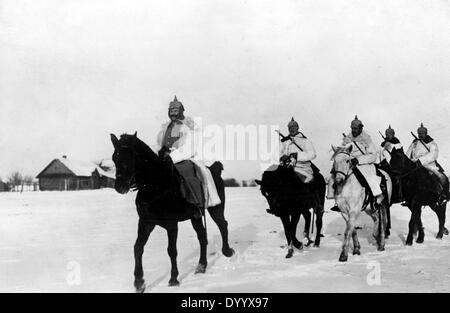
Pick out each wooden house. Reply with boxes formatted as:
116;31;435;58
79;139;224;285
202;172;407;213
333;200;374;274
36;156;115;191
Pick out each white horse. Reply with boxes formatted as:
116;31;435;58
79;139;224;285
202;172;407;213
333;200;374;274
331;145;392;262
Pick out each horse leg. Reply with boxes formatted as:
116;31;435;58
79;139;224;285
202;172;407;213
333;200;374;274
430;203;446;239
368;207;380;244
208;206;234;257
339;215;353;262
352;228;361;255
191;217;208;273
314;210;324;247
166;223;180;286
377;205;387;251
416;209;425;244
291;211;304;250
406;202;420;246
133;219;155;293
300;210;313;247
280;215;294;258
385;204;391;239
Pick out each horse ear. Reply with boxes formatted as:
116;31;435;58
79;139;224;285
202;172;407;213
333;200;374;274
110;134;119;148
347;145;353;153
331;145;337;152
392;147;397;153
255;179;262;185
133;131;137;137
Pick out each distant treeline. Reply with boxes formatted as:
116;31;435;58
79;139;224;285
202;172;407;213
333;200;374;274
0;171;38;192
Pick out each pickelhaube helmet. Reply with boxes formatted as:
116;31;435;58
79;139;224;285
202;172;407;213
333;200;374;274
417;123;428;135
287;117;299;128
351;115;363;128
385;125;395;136
168;96;184;111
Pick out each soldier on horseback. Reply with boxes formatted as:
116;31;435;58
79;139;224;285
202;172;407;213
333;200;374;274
379;125;404;204
279;117;317;183
380;125;403;166
156;96;222;208
256;117;326;253
405;123;450;206
328;116;383;212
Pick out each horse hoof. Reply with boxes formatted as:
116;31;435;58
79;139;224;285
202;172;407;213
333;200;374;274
294;241;304;250
134;279;146;293
195;263;207;274
416;238;424;244
222;247;235;258
405;240;413;246
339;254;348;262
313;243;320;248
436;233;443;240
377;247;385;252
353;249;360;256
285;249;294;259
444;227;449;236
168;278;180;287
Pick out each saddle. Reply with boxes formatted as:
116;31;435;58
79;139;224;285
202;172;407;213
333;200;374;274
174;160;206;212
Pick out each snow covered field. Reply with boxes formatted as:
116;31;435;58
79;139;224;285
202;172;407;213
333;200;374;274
1;187;449;293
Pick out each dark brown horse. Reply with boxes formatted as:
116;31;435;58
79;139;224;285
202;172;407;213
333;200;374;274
389;147;449;244
256;163;326;258
110;132;234;292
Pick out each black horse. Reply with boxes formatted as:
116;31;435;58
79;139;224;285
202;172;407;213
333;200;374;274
389;147;449;244
110;132;234;292
256;164;326;258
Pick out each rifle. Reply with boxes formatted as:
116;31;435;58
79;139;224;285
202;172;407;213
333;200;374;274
342;133;365;155
276;130;320;173
410;132;445;172
410;132;429;152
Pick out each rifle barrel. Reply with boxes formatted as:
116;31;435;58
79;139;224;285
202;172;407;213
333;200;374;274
411;132;430;152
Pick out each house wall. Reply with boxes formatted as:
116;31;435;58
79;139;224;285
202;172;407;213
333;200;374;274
39;176;99;191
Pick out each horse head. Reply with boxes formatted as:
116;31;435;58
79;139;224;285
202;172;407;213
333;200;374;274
331;144;353;186
110;132;140;194
389;147;412;176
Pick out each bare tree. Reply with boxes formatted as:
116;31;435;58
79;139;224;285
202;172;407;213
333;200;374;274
7;171;23;192
23;175;33;184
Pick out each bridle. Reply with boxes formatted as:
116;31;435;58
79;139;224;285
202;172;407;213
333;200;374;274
332;150;354;182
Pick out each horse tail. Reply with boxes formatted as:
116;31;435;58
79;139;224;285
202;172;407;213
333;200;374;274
208;161;225;205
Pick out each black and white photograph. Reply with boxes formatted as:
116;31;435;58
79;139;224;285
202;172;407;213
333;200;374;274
1;0;450;297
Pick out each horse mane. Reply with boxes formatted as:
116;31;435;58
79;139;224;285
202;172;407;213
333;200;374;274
119;133;161;164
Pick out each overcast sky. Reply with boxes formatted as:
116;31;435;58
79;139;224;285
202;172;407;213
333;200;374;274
1;0;449;181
